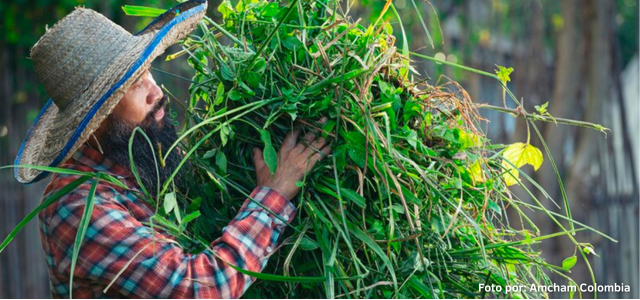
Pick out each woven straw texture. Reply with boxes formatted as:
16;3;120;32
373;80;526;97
16;1;207;183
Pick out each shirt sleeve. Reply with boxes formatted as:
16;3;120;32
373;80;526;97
43;183;295;298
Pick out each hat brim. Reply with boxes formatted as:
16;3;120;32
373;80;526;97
15;0;208;184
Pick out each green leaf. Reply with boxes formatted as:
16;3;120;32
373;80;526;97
69;179;98;298
225;263;325;283
346;147;365;167
164;192;177;214
487;200;502;216
320;120;336;138
148;215;181;236
378;80;394;100
262;3;280;17
260;130;278;175
187;196;203;213
406;128;418;149
535;101;549;114
215;83;225;105
316;185;339;199
299;237;320;251
228;89;243;101
305;200;330;225
121;5;166;17
216;151;228;174
282;36;302;50
245;72;261;89
218;0;235;19
339;188;366;208
562;255;577;270
351;227;398;292
0;175;92;253
220;124;232;146
501;142;544;186
390;203;405;214
495;65;514;84
235;0;249;12
238;80;254;95
173;204;182;225
384;22;393;35
183;211;201;225
407;277;434;298
0;164;127;190
399;185;420;205
252;57;267;73
179;211;202;232
203;149;217;160
0;165;93;177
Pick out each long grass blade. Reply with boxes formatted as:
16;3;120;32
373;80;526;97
0;175;92;253
68;178;98;298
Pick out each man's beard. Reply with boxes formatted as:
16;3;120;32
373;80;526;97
100;97;189;196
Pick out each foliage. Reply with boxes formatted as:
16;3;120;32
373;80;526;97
123;0;611;298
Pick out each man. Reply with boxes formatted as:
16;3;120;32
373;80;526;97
14;0;331;298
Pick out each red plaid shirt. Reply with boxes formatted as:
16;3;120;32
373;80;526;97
38;144;295;298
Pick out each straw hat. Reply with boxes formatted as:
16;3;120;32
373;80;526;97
14;0;208;184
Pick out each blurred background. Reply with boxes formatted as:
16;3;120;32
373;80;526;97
0;0;637;298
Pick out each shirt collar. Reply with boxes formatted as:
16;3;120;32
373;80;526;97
71;144;132;179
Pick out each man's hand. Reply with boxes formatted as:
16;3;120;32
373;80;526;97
252;118;332;201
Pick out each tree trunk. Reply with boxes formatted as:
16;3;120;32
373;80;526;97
527;1;585;286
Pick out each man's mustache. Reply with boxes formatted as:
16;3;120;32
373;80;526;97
149;96;168;118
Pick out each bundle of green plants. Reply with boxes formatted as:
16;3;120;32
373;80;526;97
0;0;613;299
125;0;612;298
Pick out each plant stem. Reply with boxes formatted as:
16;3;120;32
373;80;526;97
410;51;499;79
476;104;608;132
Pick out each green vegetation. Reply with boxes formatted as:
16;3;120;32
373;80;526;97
125;0;610;298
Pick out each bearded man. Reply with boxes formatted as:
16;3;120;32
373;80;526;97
14;0;331;298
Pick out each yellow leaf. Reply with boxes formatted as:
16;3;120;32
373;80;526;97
468;132;483;147
501;143;543;186
503;167;520;186
468;161;485;184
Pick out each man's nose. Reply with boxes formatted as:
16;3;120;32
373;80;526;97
147;74;164;105
150;83;164;104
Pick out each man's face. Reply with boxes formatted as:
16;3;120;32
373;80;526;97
95;69;189;195
111;70;166;126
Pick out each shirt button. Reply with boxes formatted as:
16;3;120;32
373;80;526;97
266;247;272;252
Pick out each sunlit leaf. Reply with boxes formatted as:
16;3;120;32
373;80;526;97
495;65;514;84
468;160;485;184
501;142;543;186
121;5;166;17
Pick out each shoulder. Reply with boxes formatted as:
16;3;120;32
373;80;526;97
38;173;150;252
39;172;129;227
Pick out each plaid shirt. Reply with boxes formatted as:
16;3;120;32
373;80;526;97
38;144;296;298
